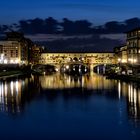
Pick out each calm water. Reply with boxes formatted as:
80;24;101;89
0;72;140;140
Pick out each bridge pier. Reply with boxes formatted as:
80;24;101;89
38;63;112;75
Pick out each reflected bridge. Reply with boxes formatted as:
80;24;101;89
60;62;90;75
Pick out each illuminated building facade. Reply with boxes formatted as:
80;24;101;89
0;40;28;65
115;28;140;66
0;32;42;65
114;45;128;64
39;52;115;67
0;41;22;64
126;28;140;64
6;32;29;65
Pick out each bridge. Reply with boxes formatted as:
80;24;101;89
39;52;115;71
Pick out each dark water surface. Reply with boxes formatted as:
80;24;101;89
0;73;140;140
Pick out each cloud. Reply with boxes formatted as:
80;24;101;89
100;34;126;42
1;17;140;35
1;17;140;52
37;35;122;52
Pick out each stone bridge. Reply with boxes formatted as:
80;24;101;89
39;52;115;70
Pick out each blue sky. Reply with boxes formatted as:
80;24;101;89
0;0;140;25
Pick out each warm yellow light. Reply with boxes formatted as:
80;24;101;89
118;58;121;62
55;68;59;72
133;59;137;63
121;59;127;63
4;59;8;64
15;60;19;63
10;60;14;63
66;65;69;69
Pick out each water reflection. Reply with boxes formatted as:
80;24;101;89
127;84;140;121
38;73;116;90
0;80;22;114
117;81;140;121
0;72;140;122
0;77;40;115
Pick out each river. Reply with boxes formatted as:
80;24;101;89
0;72;140;140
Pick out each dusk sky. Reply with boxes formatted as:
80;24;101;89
0;0;140;25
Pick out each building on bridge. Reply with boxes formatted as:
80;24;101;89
39;52;115;69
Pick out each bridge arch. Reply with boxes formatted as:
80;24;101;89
73;57;79;62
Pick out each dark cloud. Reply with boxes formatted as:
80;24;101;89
36;35;121;52
0;17;140;52
0;17;140;35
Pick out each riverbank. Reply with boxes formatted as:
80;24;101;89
106;74;140;83
0;70;31;80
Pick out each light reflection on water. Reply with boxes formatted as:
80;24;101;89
0;72;140;121
0;72;140;139
39;72;116;90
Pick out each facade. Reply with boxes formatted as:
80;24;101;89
0;32;39;65
115;28;140;65
39;52;115;66
6;32;30;65
126;28;140;65
29;44;43;65
0;40;29;65
114;45;127;64
0;41;23;64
